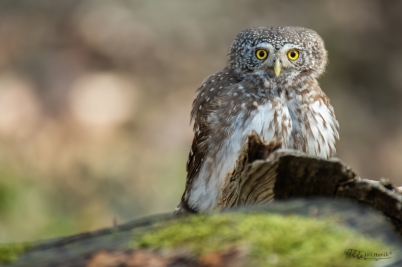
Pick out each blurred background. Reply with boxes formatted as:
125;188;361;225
0;0;401;242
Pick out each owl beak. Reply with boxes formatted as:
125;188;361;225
274;59;282;77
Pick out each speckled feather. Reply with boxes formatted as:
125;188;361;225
176;27;339;213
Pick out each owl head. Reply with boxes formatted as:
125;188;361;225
227;27;328;78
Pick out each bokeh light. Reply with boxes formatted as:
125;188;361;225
0;0;401;242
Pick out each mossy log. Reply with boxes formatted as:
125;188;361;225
4;200;402;267
3;131;402;267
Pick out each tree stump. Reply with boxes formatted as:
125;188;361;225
218;131;402;234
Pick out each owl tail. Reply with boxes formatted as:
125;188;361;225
172;200;197;215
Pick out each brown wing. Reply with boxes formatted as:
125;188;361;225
174;67;241;214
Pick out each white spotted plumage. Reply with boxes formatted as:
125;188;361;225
175;26;339;213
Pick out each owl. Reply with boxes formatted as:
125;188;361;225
175;26;339;213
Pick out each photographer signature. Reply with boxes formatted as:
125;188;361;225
345;249;392;261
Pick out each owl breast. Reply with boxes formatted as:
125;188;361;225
187;73;338;212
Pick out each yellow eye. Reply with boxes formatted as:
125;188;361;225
287;50;299;60
255;49;268;60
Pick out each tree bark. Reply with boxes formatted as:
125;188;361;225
218;131;402;233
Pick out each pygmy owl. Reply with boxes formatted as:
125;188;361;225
176;26;339;213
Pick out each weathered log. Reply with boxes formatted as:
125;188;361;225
5;199;402;267
3;131;402;267
218;131;402;234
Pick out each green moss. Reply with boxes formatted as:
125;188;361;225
131;213;394;267
0;243;32;264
